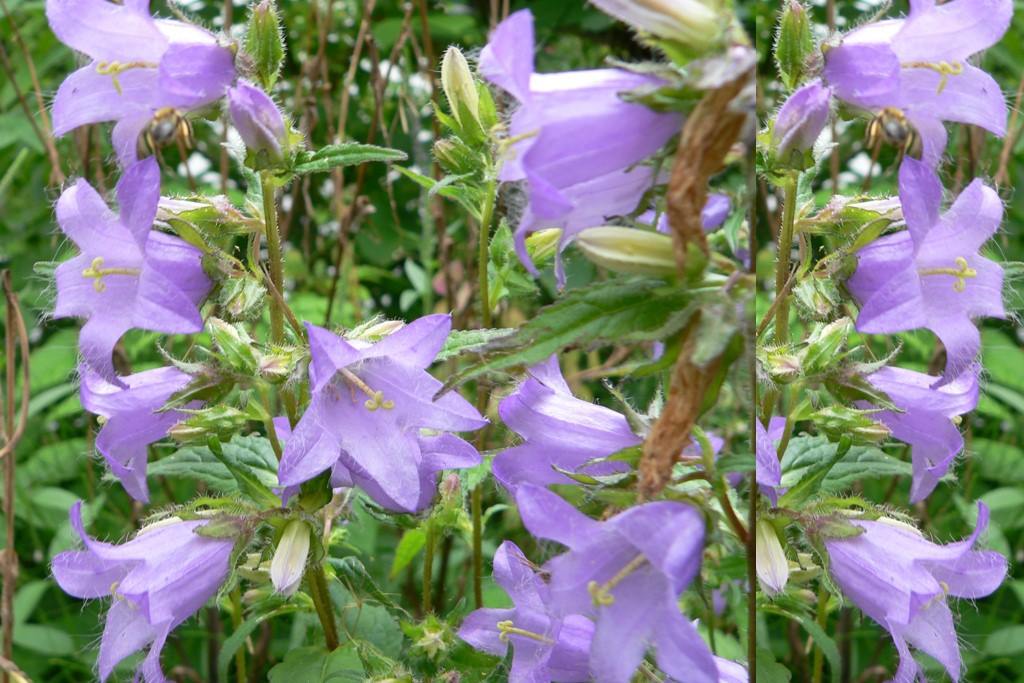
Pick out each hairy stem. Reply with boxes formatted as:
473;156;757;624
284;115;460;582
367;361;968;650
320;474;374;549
775;176;797;345
812;584;829;683
308;564;340;651
229;587;247;683
422;521;436;614
261;172;286;345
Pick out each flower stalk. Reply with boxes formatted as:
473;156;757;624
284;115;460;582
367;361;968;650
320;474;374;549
307;563;340;651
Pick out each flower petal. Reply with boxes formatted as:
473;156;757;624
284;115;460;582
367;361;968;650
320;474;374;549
116;158;162;248
492;542;547;613
157;42;236;110
903;64;1007;137
305;323;361;393
823;43;902;110
609;502;704;594
898;157;942;249
654;605;718;683
515;484;600;549
46;0;166;62
361;314;452;369
98;599;157;682
52;64;156;137
895;0;1012;62
479;9;534;103
51;548;126;599
277;396;343;489
457;607;514;657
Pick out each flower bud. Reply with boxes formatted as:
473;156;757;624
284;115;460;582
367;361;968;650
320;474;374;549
772;80;831;160
525;228;562;266
576;226;677;277
755;519;789;596
228;80;288;165
245;0;285;89
801;317;852;376
271;519;311;596
589;0;725;54
441;47;480;128
775;0;814;90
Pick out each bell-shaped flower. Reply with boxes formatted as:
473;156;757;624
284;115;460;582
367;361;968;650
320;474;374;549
516;484;718;683
80;363;198;503
458;541;593;683
53;159;212;383
277;314;487;513
822;0;1010;165
771;80;832;159
52;502;235;683
493;357;639;491
756;417;786;506
479;9;682;285
861;365;979;503
47;0;236;165
847;157;1004;381
228;80;288;164
824;502;1007;683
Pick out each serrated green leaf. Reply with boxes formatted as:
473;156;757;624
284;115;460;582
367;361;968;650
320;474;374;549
293;143;406;174
267;646;365;682
780;435;912;501
149;435;280;500
436;328;515;362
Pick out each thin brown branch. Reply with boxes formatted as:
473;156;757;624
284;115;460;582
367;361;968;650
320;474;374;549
995;72;1024;187
0;39;64;185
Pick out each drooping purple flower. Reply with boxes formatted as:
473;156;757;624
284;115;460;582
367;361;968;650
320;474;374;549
861;365;978;503
772;80;832;158
756;417;786;506
277;315;487;513
847;157;1005;381
53;158;212;383
493;357;638;491
79;364;198;503
52;502;235;682
516;484;717;683
823;0;1010;165
824;502;1007;683
458;541;594;683
479;9;682;285
228;79;287;163
47;0;236;165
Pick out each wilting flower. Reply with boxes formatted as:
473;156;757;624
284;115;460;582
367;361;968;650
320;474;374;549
47;0;236;165
271;519;311;596
824;502;1007;683
79;364;197;503
52;502;235;682
458;541;593;683
493;357;638;491
277;314;487;512
589;0;726;52
479;9;682;285
228;79;288;164
847;158;1005;381
516;484;717;683
823;0;1011;164
772;80;832;159
53;158;212;383
862;365;979;503
756;417;786;506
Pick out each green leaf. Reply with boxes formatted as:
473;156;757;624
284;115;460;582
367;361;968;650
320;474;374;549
755;647;792;683
389;528;426;579
984;625;1024;656
780;435;912;501
436;328;515;362
149;435;280;501
267;646;365;683
207;436;281;508
219;608;294;681
293;143;406;175
13;623;75;656
442;279;693;390
973;438;1024;484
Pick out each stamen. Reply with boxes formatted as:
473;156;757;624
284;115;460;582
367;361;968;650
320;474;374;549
95;60;158;96
901;60;964;95
81;256;141;292
586;554;648;607
338;368;395;411
496;620;554;644
918;256;977;292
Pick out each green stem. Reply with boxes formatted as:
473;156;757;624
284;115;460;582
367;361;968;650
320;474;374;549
422;520;436;614
260;171;285;345
811;584;829;683
470;179;497;609
775;175;797;345
308;564;340;651
229;587;247;683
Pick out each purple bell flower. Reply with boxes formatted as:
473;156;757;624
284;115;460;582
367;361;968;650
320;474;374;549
227;79;288;163
53;158;212;383
277;315;487;513
458;541;594;683
824;502;1007;683
47;0;236;166
516;484;718;683
756;417;786;506
80;364;198;503
861;365;979;503
493;357;639;491
822;0;1010;165
479;9;682;285
772;80;832;158
52;502;235;682
847;157;1005;382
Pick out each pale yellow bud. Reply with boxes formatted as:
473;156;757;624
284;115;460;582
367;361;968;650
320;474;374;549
755;520;789;596
441;47;479;126
271;520;311;597
576;226;677;277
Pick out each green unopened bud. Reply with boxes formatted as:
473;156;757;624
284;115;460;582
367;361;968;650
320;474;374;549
762;347;802;383
525;228;562;266
591;0;725;55
220;276;267;321
246;0;285;90
208;317;260;374
813;405;890;443
433;137;480;176
801;317;852;376
441;47;480;128
271;520;311;597
576;226;677;277
775;0;814;90
755;520;789;596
